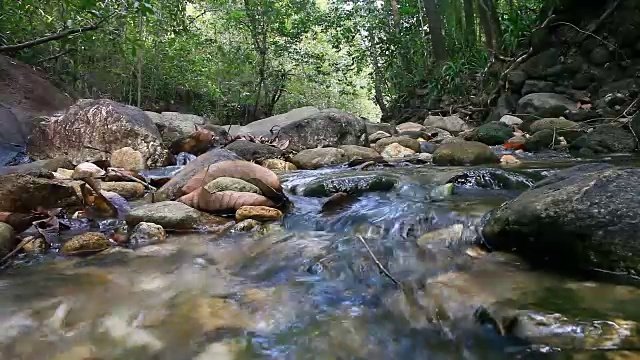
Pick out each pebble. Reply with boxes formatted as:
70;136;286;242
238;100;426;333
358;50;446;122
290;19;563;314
130;222;166;248
235;206;283;222
500;154;521;165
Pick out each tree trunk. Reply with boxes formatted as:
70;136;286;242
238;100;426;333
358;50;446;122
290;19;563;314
368;32;387;114
136;14;143;108
389;0;401;30
422;0;447;63
477;0;502;53
463;0;476;45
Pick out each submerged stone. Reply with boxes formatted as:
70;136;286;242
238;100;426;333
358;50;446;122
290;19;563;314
299;175;398;197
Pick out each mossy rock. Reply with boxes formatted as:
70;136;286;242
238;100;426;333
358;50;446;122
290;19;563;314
300;175;398;197
61;232;111;256
432;141;499;166
204;177;262;195
471;122;514;146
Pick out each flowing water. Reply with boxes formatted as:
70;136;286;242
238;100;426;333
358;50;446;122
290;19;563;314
2;155;640;359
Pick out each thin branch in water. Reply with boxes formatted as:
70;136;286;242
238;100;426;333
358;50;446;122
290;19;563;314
355;235;401;288
0;237;37;267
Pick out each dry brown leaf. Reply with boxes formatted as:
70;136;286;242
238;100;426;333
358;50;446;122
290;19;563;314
178;188;276;213
182;160;282;195
80;180;119;219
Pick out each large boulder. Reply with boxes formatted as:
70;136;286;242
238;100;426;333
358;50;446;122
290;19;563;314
291;147;346;170
570;124;637;155
224;140;283;162
470;122;513;146
145;111;205;136
154;149;240;201
0;55;72;145
373;136;421;153
423;115;470;133
0;174;80;212
277;110;368;151
365;121;396;135
432;141;498;166
516;93;578;119
27;99;170;167
482;167;640;274
229;106;320;137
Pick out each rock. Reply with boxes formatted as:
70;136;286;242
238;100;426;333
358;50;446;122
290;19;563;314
224;140;283;162
280;110;368;151
529;118;579;133
204;177;261;195
0;157;74;176
365;121;396;135
0;55;72;146
396;122;425;133
499;115;523;127
338;145;382;162
125;201;204;229
61;232;111;256
416;224;464;248
470;122;514;146
130;222;167;248
100;182;145;200
521;80;555;95
423;115;470;133
500;155;521;165
110;147;146;171
482;168;640;274
368;131;391;143
487;94;519;123
396;130;431;140
429;183;453;200
523;129;558;152
155;149;240;201
519;48;560;78
516;93;578;119
290;147;346;170
235;206;283;222
22;236;48;254
297;175;397;197
423;126;453;143
373;136;421;153
381;143;415;158
0;174;80;212
260;159;297;171
570;124;637;155
0;223;16;258
507;70;528;92
447;168;536;190
233;219;261;232
146;111;205;137
71;162;105;179
632;111;640;138
229;106;320;137
419;141;439;154
433;141;499;166
590;46;610;65
28;99;170;167
416;153;433;162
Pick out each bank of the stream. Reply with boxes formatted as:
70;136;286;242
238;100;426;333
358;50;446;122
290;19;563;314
2;155;640;359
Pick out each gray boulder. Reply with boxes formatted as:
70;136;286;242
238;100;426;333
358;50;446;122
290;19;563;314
482;167;640;274
28;99;170;167
126;201;203;230
225;140;283;162
517;93;578;119
570;124;637;155
291;147;346;170
229;106;320;137
432;141;498;166
423;115;470;133
278;110;368;151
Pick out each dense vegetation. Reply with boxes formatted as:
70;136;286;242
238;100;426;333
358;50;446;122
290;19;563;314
0;0;551;123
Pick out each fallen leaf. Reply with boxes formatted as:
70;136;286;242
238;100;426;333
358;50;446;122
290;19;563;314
80;180;119;219
244;177;288;206
178;188;276;213
33;215;60;244
182;160;282;195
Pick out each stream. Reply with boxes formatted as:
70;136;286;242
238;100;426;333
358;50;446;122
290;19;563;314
2;155;640;359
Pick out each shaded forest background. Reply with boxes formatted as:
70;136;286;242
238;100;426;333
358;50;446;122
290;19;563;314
0;0;623;125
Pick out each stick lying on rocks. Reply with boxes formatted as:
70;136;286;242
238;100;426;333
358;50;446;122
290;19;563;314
355;235;401;287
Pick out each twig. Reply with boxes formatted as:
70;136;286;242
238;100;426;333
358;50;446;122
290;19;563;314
0;237;36;266
552;21;623;59
576;0;622;42
355;235;401;287
107;168;157;191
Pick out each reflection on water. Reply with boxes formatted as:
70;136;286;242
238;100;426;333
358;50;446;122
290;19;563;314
1;161;640;359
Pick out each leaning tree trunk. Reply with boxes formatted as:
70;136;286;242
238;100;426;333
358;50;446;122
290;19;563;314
422;0;448;63
477;0;502;53
463;0;476;45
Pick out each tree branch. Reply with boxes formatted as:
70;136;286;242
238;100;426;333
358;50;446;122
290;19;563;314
0;25;101;53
